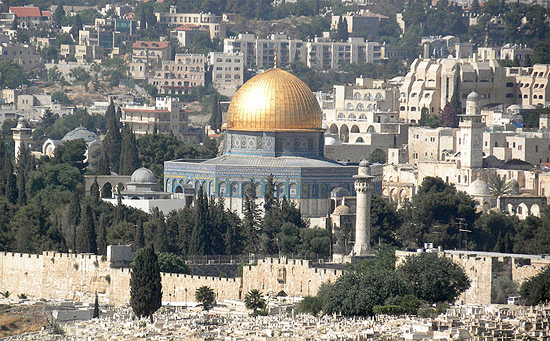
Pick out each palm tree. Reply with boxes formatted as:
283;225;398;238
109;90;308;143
487;174;513;199
244;289;266;315
195;286;215;311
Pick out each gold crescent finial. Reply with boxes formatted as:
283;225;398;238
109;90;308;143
274;48;278;68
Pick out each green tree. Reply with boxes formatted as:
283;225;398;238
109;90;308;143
134;219;145;251
244;289;267;315
195;285;215;310
440;103;459;128
93;292;99;318
76;204;97;254
242;180;260;253
519;265;550;305
0;60;27;88
103;102;122;174
53;0;65;26
157;252;190;274
487;174;514;199
336;17;349;41
130;245;162;322
209;94;223;131
119;125;140;175
297;296;324;316
54;138;87;170
188;187;209;254
398;252;470;304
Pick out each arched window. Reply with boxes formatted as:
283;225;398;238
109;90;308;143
337;113;345;121
359;114;367;121
356;137;364;143
345;103;354;111
354;92;361;100
219;182;226;196
375;93;384;101
367;104;373;112
356;103;364;111
351;125;360;133
289;183;298;198
348;114;357;121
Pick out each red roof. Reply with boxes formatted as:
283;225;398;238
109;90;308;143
132;41;170;49
10;6;50;18
172;24;208;32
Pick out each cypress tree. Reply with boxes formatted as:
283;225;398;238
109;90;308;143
6;172;17;204
134;219;145;251
53;0;65;26
209;95;222;132
15;144;33;205
68;190;81;252
97;146;110;175
189;187;208;254
96;213;107;255
130;245;162;322
77;204;97;254
242;180;260;253
104;102;122;174
0;137;13;198
93;292;100;318
449;77;462;115
263;174;276;212
114;188;124;224
119;125;140;175
90;175;100;201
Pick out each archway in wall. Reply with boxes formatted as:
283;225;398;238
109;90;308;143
531;204;541;217
351;125;360;133
330;124;338;135
367;125;375;133
175;185;183;193
101;183;113;198
340;125;349;143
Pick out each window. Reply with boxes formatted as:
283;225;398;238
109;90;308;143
506;82;514;87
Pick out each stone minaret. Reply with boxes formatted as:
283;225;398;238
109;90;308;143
352;160;374;256
459;91;483;169
11;117;31;162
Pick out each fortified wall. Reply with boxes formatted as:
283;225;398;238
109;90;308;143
2;248;549;306
0;249;339;306
396;250;550;305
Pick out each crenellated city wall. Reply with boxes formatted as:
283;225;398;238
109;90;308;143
1;249;549;306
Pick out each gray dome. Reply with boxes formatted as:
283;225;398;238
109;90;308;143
325;136;341;146
62;126;99;143
131;168;156;184
468;179;490;196
332;204;350;215
467;91;480;102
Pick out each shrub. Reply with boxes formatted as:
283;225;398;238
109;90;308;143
297;296;324;316
17;293;27;299
373;305;406;316
104;274;111;284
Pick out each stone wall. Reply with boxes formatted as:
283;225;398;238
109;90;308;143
396;250;550;305
242;257;343;297
2;250;549;306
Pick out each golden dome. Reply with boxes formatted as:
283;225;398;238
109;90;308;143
226;68;322;132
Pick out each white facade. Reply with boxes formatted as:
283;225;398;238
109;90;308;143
208;52;243;96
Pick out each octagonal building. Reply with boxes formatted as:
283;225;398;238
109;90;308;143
164;67;358;221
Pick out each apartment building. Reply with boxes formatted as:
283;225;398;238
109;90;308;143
78;18;138;50
7;7;51;29
507;64;550;107
148;53;205;95
0;42;42;71
130;41;172;80
208;52;243;96
121;97;196;142
223;34;382;69
156;7;226;40
330;11;389;38
170;24;209;46
399;58;509;123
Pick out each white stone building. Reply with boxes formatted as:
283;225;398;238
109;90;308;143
208;52;244;96
121;97;196;142
156;7;226;40
148;53;205;95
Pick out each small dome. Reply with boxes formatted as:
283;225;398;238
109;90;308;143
524;104;537;110
332;204;350;215
467;91;480;102
468;179;490;196
507;104;521;111
325;136;341;146
488;207;501;214
130;167;156;184
322;122;329;130
62;126;99;143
